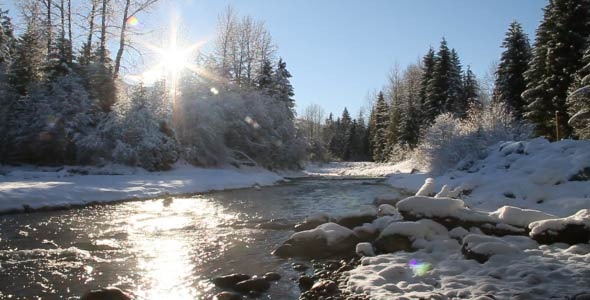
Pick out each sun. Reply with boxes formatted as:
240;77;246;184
159;44;191;76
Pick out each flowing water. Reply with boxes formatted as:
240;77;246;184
0;177;398;300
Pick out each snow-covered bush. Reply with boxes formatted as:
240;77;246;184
78;82;179;171
176;75;306;169
415;102;532;174
6;71;98;164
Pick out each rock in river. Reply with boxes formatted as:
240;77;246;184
212;274;251;289
234;277;271;293
81;287;131;300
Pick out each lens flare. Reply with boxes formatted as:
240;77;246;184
127;16;139;26
408;259;432;276
210;87;219;95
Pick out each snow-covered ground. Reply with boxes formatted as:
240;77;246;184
0;161;282;213
340;138;590;299
303;161;416;177
388;138;590;217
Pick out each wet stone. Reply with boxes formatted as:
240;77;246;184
292;262;309;272
262;272;281;281
80;287;131;300
212;291;242;300
234;277;271;293
212;274;251;289
298;275;314;291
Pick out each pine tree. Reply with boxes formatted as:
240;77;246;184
273;58;295;119
372;92;389;162
418;48;435;125
523;0;590;139
567;46;590;138
385;100;401;159
493;21;531;119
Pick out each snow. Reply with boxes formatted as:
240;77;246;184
415;178;435;196
346;230;590;299
0;162;282;213
529;209;590;236
356;242;375;257
290;222;355;248
387;138;590;217
379;219;448;242
490;206;558;228
303;161;414;177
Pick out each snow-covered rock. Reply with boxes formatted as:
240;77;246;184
461;234;522;263
294;212;332;232
273;222;358;258
529;209;590;245
336;206;377;229
356;242;375;257
490;206;557;228
377;204;400;217
415;177;435;196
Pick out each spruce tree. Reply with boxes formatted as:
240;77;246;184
448;49;464;116
257;58;274;93
9;19;45;95
273;58;295;119
494;21;531;119
423;38;452;124
459;66;480;116
523;0;590;139
371;92;389;162
567;46;590;138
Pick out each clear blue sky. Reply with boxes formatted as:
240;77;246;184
160;0;547;117
4;0;547;117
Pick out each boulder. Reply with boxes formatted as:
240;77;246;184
294;213;331;232
373;234;414;253
298;275;314;291
80;287;131;300
234;277;270;293
461;234;521;263
262;272;281;281
212;291;242;300
336;206;378;229
273;223;358;258
529;209;590;245
212;274;251;289
310;280;338;294
355;242;375;257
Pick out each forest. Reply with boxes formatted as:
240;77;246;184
0;0;589;174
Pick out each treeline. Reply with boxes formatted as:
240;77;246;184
0;3;305;170
302;0;590;164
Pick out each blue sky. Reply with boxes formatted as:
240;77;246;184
4;0;547;117
160;0;547;117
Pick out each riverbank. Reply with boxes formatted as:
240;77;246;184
0;161;283;214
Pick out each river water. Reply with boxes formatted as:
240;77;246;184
0;177;398;300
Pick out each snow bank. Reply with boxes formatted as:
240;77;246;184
0;162;282;213
304;161;414;177
388;138;590;217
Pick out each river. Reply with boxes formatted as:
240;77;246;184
0;177;398;299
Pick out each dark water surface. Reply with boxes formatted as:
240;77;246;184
0;178;397;300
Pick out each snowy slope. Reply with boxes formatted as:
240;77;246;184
304;161;416;177
0;162;282;213
387;138;590;217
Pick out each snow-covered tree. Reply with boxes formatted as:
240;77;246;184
493;21;530;119
523;0;590;139
273;58;295;118
371;92;389;162
567;46;590;139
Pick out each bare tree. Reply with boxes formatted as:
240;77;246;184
302;104;325;141
113;0;160;79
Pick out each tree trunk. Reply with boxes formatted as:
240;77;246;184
112;0;130;79
99;0;108;63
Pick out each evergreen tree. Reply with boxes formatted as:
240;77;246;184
523;0;590;139
448;49;464;116
273;58;295;119
423;38;452;124
567;46;590;138
257;58;274;93
385;100;401;159
493;21;531;119
419;47;436;112
372;92;389;162
459;66;480;117
9;18;45;95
